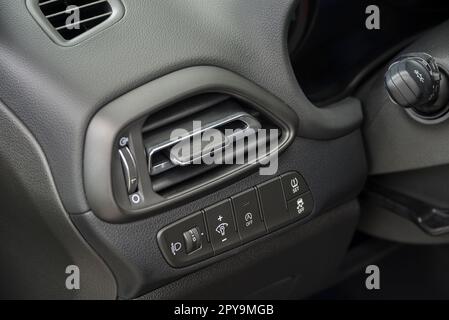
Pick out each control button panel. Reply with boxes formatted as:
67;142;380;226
231;188;266;242
204;200;240;254
157;171;313;268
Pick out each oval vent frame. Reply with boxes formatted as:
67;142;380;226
84;66;299;223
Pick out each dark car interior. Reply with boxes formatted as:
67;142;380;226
3;0;449;300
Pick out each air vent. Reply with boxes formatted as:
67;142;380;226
142;94;281;195
26;0;124;46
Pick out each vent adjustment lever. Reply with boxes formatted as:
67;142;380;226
118;147;138;194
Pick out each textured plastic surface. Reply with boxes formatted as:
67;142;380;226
0;0;362;213
359;202;449;245
372;165;449;210
74;132;367;299
0;0;367;299
138;200;360;300
84;66;298;222
362;20;449;175
26;0;125;46
360;20;449;244
0;99;116;299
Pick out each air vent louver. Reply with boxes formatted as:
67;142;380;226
142;94;281;195
27;0;124;46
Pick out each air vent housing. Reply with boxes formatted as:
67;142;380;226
84;66;298;222
26;0;125;46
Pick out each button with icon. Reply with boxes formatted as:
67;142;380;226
157;212;213;268
281;172;309;201
287;192;313;220
157;171;314;267
231;188;266;243
257;177;290;231
204;200;240;254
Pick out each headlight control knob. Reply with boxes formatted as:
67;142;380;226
385;52;449;119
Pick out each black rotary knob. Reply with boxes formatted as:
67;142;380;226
385;53;447;116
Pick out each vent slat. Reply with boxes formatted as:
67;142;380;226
142;96;275;195
44;0;109;19
39;0;104;16
33;0;117;41
55;11;112;30
39;0;59;6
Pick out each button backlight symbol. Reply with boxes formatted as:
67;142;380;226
215;223;229;237
296;198;305;215
170;242;182;256
290;177;300;194
244;212;253;227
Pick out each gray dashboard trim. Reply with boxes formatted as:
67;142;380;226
75;131;367;298
84;66;298;223
0;0;362;214
0;98;117;299
25;0;125;47
362;19;449;175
